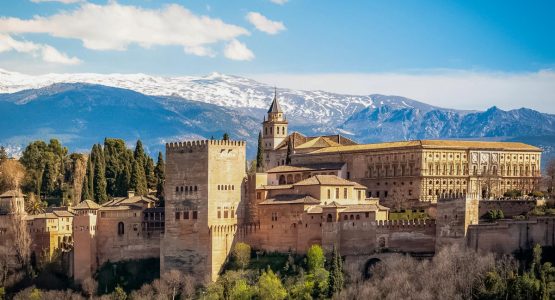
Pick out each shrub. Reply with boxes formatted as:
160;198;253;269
258;269;287;300
232;243;251;269
307;245;325;273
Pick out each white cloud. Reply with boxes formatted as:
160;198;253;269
246;12;286;35
249;70;555;113
184;45;215;57
224;39;254;61
30;0;83;3
0;34;81;65
270;0;288;5
0;2;250;59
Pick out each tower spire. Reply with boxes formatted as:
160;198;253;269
267;87;283;113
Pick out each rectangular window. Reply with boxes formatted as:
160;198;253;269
192;211;198;219
335;188;339;198
327;189;331;199
184;211;190;219
384;191;388;198
175;212;180;220
344;188;348;199
224;207;229;218
256;192;261;200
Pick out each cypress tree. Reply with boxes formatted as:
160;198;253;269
134;140;145;166
92;144;108;203
82;152;94;201
154;152;165;200
41;160;55;196
285;141;293;165
223;133;230;141
130;158;148;196
256;131;264;172
145;156;156;190
328;244;344;297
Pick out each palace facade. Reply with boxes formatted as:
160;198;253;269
261;94;542;205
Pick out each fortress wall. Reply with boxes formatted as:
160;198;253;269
323;219;436;256
95;213;160;266
467;217;555;254
478;200;539;218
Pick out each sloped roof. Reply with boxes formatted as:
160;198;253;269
73;200;101;210
295;137;341;149
275;132;358;151
266;162;345;173
260;194;320;205
103;195;157;207
267;93;283;113
341;204;390;213
308;139;541;154
294;175;359;186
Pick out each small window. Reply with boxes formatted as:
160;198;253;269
175;186;179;192
192;211;198;219
335;188;339;198
184;211;190;219
117;222;124;236
327;189;331;199
343;188;348;199
175;212;180;220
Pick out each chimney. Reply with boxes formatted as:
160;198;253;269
127;190;135;198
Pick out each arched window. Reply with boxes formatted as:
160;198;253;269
350;215;354;220
175;186;179;192
326;214;333;222
117;222;124;236
286;174;293;184
279;175;286;185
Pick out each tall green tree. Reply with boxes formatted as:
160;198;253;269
104;138;132;197
134;140;146;166
145;156;157;190
328;245;344;297
223;133;230;141
154;152;165;200
256;131;264;172
81;156;93;201
130;158;148;196
91;144;108;203
40;160;56;196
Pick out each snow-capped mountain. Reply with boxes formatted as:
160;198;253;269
0;68;459;129
0;69;554;166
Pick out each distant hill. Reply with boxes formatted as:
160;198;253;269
0;70;553;167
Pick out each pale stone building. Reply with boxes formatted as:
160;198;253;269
262;97;542;205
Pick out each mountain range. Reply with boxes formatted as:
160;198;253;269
0;69;554;165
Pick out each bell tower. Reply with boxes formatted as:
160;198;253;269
262;89;288;167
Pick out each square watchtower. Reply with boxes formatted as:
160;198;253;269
161;139;246;283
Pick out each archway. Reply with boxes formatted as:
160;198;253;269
363;258;382;279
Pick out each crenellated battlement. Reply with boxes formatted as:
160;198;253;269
166;139;246;152
375;219;435;228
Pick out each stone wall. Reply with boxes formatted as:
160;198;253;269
478;199;541;219
467;217;555;254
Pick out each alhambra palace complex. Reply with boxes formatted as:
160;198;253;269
0;93;552;284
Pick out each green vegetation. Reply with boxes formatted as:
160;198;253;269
95;258;159;295
231;243;252;269
256;131;264;172
6;138;165;206
389;209;429;221
487;209;505;221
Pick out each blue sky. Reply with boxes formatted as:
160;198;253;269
1;0;555;112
